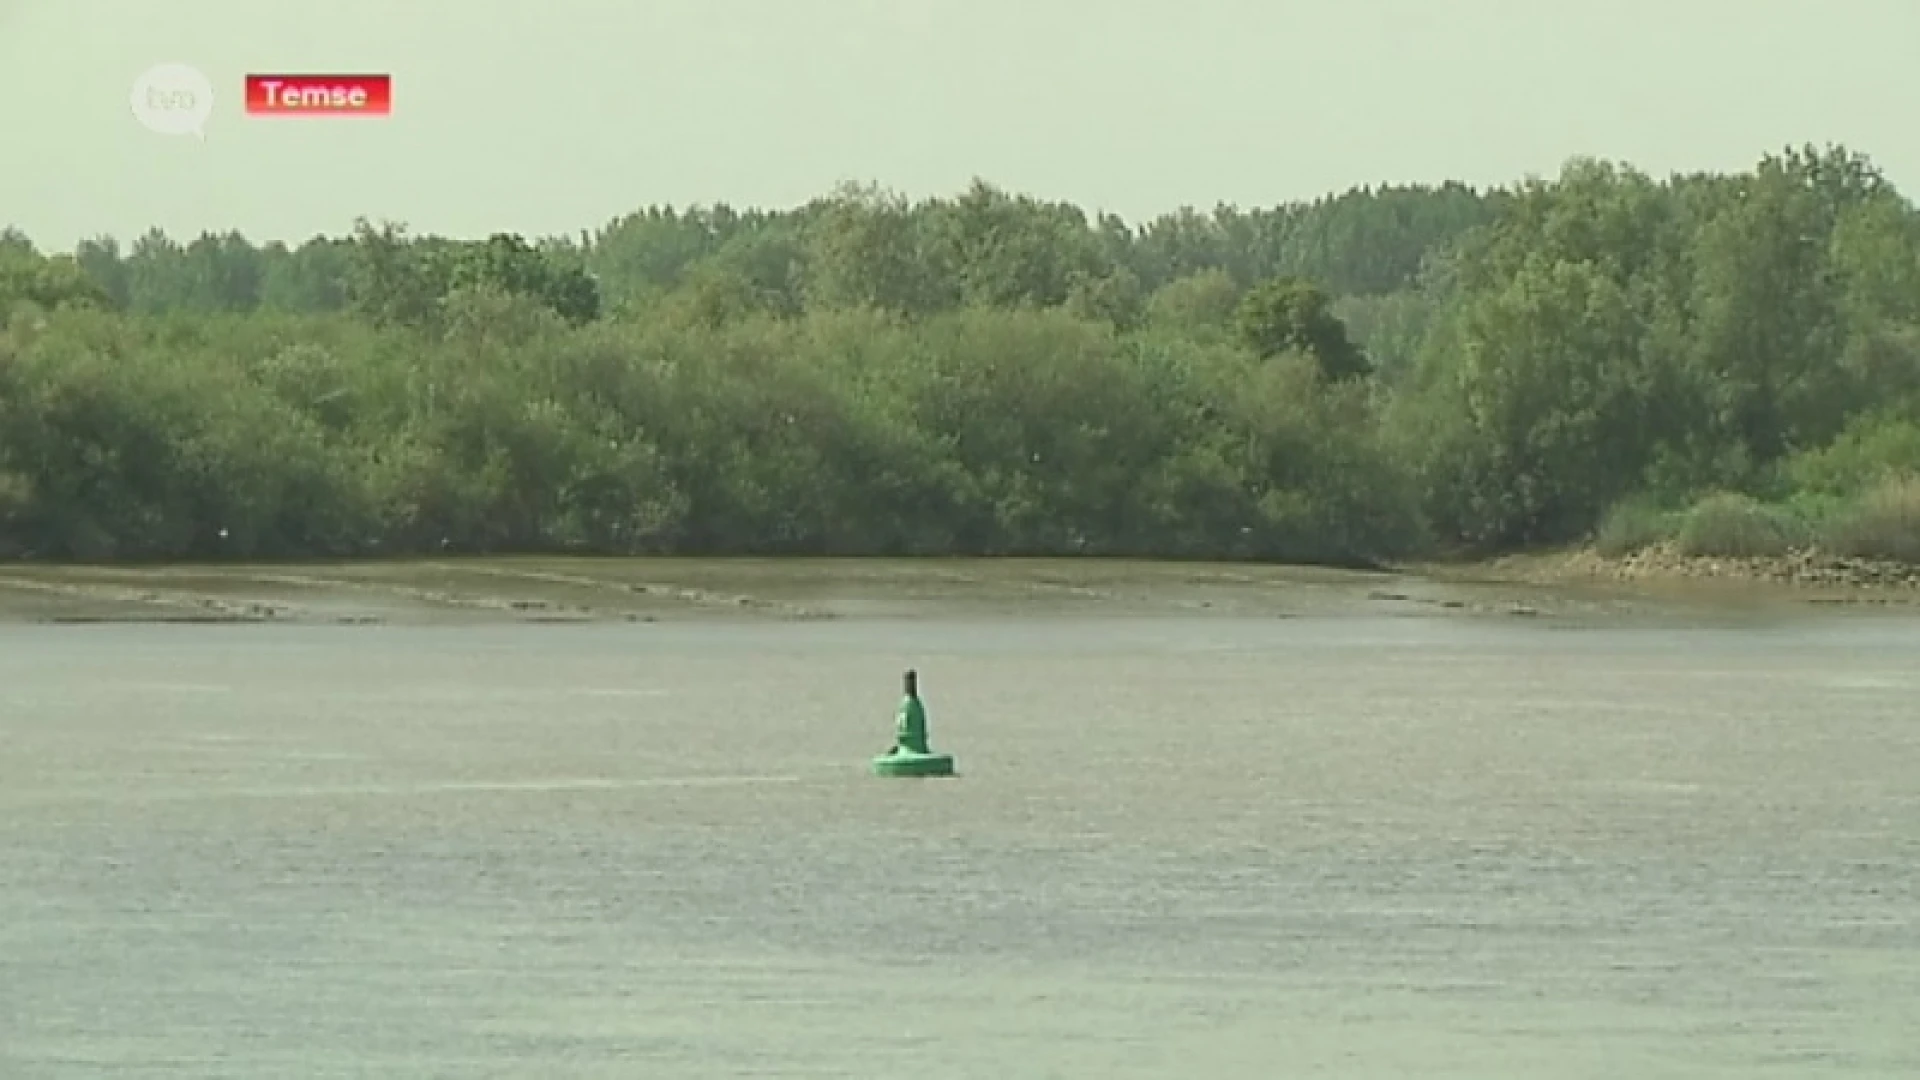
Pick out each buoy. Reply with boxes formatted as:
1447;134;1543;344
871;669;955;777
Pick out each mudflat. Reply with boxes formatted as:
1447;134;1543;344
2;560;1917;1077
0;554;1892;626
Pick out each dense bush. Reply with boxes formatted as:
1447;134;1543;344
1592;497;1681;558
1784;413;1920;497
4;144;1920;564
0;300;1416;563
1592;481;1920;563
1674;494;1811;559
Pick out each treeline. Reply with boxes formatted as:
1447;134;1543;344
2;146;1918;564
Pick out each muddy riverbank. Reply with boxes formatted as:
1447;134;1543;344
3;554;1899;627
1444;544;1920;607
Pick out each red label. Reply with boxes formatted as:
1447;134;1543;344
244;74;391;116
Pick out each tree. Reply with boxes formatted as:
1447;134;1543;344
345;219;449;328
0;147;1914;566
74;236;130;309
1234;276;1370;380
342;224;601;329
0;249;112;323
923;179;1107;309
1144;268;1241;339
447;233;601;325
803;183;954;316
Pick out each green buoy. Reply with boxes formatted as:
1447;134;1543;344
871;669;955;777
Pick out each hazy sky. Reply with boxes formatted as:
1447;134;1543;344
3;0;1915;249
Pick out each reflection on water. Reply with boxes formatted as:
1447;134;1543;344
2;596;1918;1077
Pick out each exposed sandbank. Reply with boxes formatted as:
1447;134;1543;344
1437;544;1920;608
3;554;1911;627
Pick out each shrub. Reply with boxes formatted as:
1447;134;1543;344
1785;413;1920;496
1821;473;1920;563
1593;496;1680;557
1674;493;1810;558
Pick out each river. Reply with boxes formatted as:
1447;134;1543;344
2;559;1916;1077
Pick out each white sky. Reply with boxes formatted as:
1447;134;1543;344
3;0;1915;249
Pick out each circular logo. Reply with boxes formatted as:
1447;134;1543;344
130;63;214;138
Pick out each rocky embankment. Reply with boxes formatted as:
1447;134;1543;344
1481;542;1920;600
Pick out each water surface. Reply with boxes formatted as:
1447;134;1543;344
2;564;1917;1077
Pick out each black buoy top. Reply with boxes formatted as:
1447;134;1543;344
903;669;918;698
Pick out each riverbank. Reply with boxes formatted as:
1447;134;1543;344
1444;542;1920;604
0;558;1460;625
4;554;1914;627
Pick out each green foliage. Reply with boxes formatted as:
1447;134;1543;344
6;143;1920;564
1233;277;1370;381
447;234;601;325
1821;473;1920;562
0;249;111;321
1144;269;1241;341
1332;290;1433;383
340;220;601;330
1784;412;1920;496
1674;493;1812;558
1592;496;1680;557
0;300;1411;563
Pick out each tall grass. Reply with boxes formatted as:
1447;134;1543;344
1821;473;1920;563
1605;477;1920;565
